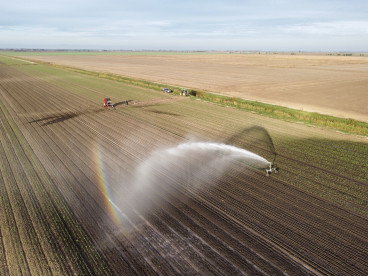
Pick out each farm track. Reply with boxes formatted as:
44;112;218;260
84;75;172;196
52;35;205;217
0;61;367;275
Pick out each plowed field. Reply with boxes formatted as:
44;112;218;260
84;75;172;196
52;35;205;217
0;57;367;275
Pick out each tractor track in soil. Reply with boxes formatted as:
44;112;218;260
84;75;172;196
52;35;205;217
0;61;367;275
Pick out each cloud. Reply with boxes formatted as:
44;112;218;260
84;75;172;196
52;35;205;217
281;20;368;36
1;0;368;50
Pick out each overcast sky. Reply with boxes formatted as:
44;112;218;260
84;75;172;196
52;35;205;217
1;0;368;51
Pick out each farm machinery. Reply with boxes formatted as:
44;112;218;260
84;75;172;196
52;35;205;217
103;97;113;108
103;97;132;109
266;163;278;176
180;89;189;96
266;155;278;176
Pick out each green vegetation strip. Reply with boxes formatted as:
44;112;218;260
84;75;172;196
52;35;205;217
4;55;368;136
194;92;368;136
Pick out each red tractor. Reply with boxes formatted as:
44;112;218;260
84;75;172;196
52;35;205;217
103;97;113;108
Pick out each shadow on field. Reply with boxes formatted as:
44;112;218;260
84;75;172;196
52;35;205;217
226;125;277;162
131;103;163;109
29;107;106;126
113;100;133;108
146;109;181;117
129;101;181;116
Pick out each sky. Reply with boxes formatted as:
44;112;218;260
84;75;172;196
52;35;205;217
1;0;368;51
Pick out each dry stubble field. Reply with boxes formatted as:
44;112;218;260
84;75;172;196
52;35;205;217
18;52;368;122
0;55;367;275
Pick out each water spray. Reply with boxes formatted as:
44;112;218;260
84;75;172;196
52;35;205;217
169;142;270;164
111;141;276;220
130;141;272;192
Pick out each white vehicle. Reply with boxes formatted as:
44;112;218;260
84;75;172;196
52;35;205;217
162;88;173;93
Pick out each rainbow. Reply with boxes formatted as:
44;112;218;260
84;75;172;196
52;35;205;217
94;142;122;226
